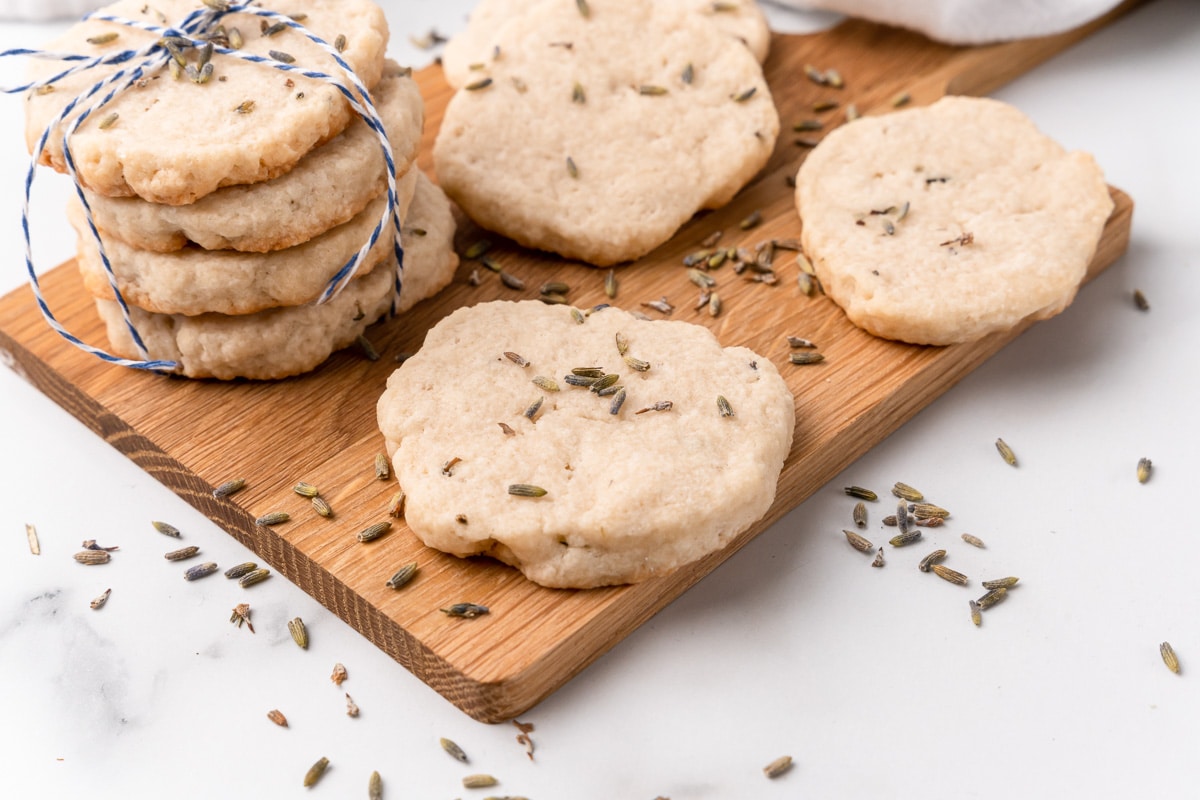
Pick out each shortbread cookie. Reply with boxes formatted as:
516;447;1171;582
73;168;420;316
25;0;388;205
94;173;458;379
376;301;795;588
80;62;423;253
441;0;771;89
795;96;1113;345
433;0;779;267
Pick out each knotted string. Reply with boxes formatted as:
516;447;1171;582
2;1;404;373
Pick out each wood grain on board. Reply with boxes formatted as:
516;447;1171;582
0;5;1140;722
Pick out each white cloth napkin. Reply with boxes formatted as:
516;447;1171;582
767;0;1125;44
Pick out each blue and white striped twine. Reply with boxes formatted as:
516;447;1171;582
2;2;404;373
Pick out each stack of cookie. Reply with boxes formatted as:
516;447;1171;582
24;0;459;379
433;0;780;267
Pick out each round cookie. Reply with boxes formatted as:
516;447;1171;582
795;95;1113;345
80;62;424;253
73;167;420;316
25;0;388;205
94;173;459;380
432;0;779;267
441;0;771;89
376;301;796;588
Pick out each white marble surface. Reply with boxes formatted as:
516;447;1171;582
1;1;1198;798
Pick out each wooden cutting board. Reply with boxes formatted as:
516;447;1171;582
0;6;1138;722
